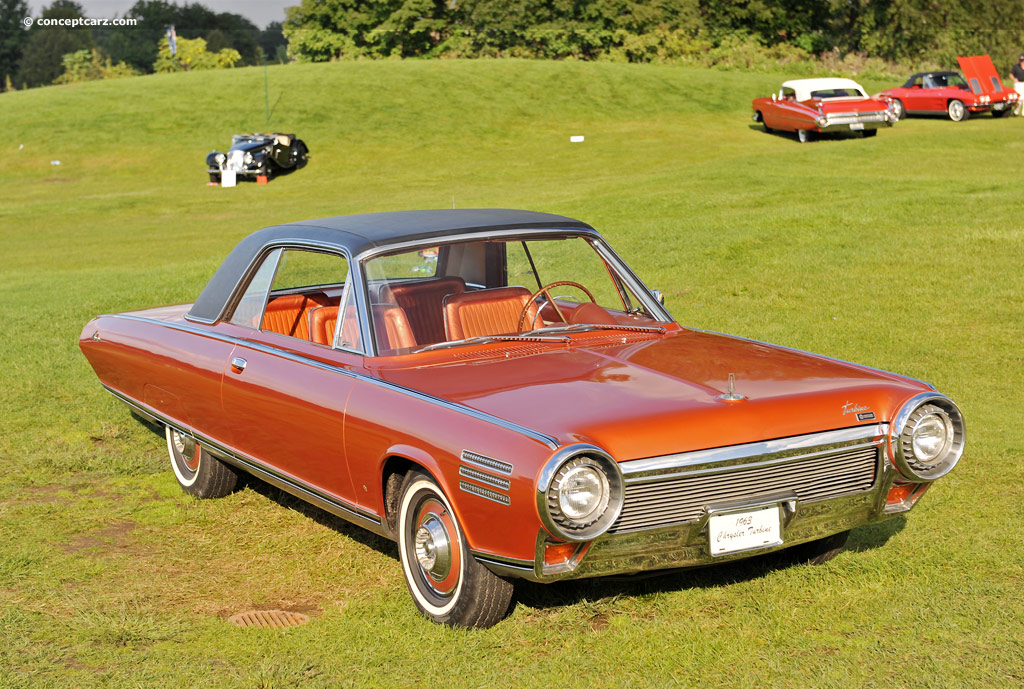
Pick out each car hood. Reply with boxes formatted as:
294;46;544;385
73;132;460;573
377;329;928;461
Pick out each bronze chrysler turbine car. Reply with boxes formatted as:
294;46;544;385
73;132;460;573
79;209;966;627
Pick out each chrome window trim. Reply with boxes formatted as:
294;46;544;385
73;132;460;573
101;383;385;534
589;238;674;323
102;313;560;450
621;424;888;482
353;227;602;263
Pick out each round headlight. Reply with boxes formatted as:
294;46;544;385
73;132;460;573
214;152;225;165
244;151;254;164
537;446;623;542
555;460;610;524
892;394;965;481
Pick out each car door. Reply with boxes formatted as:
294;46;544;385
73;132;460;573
217;246;363;506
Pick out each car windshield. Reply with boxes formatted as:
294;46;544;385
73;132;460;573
925;74;967;89
810;88;866;99
231;134;271;145
360;234;664;355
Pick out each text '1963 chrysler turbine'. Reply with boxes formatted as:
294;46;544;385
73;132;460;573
79;210;965;627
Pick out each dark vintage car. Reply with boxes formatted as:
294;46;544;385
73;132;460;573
79;210;965;627
206;133;309;184
880;56;1019;121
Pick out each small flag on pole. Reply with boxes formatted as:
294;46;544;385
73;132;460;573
167;25;177;56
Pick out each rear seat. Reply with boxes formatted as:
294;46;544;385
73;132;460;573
309;304;417;354
261;293;330;340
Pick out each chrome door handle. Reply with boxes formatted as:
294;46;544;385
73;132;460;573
230;357;247;372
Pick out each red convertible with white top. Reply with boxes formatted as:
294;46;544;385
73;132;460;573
79;210;965;627
752;77;897;142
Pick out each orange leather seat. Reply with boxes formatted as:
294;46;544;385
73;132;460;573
443;287;538;340
309;304;417;354
262;293;329;340
387;277;466;345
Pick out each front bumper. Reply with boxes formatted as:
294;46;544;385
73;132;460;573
478;424;916;582
207;166;264;177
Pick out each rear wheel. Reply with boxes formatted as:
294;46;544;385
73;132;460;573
397;471;513;628
862;129;878;138
947;100;969;122
165;426;238;498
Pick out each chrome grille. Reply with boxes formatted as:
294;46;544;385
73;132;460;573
610;445;878;534
825;112;888;125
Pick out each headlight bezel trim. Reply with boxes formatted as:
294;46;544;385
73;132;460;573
536;444;624;543
890;392;965;482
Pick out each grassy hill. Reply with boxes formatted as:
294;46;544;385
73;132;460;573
2;60;1023;688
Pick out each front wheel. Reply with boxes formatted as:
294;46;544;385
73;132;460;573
992;107;1012;118
397;472;513;628
947;100;969;122
862;129;878;138
165;426;238;498
797;128;811;143
890;99;905;120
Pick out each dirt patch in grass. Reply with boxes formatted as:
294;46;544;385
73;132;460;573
19;484;69;504
62;519;138;555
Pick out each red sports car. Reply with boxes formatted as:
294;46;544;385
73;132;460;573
880;56;1018;121
80;210;965;627
752;78;896;142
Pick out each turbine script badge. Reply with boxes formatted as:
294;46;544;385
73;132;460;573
842;401;875;421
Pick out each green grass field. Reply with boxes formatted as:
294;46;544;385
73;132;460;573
1;60;1023;688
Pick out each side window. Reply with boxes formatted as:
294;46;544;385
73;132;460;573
229;247;363;352
230;248;281;328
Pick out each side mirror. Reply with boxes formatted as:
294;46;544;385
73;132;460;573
651;289;665;306
772;93;777;102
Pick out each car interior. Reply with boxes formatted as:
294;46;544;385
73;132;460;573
247;236;661;355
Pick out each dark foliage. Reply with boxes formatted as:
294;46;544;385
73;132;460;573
0;0;28;90
16;0;93;88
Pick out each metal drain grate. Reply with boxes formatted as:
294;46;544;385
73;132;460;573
228;610;310;629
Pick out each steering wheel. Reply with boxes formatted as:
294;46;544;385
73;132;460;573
517;281;597;332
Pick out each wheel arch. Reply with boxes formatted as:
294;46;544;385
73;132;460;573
379;445;455;540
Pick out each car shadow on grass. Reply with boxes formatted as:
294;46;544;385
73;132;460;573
511;516;907;613
238;473;398;557
746;123;879;143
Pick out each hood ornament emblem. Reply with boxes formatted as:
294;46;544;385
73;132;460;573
718;373;747;402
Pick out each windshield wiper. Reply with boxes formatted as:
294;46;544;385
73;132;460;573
415;333;571;353
535;323;667;335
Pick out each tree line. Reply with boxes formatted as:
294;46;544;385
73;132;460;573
0;0;287;90
4;0;1024;92
281;0;1024;74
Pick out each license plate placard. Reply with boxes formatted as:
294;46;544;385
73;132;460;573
849;122;865;130
708;505;783;556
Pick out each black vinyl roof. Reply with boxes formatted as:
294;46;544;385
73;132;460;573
188;209;594;322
